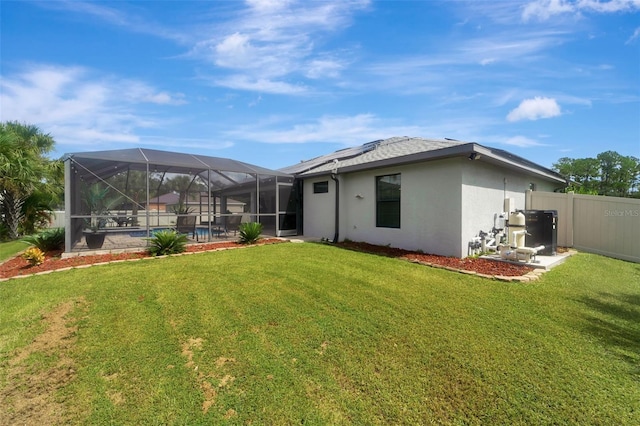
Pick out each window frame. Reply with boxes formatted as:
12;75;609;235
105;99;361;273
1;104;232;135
375;173;401;228
313;181;329;194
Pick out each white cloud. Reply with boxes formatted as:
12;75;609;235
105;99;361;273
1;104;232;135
248;95;263;107
225;113;432;146
305;59;345;79
245;0;292;12
501;135;546;147
577;0;640;13
214;33;254;68
0;64;185;149
227;114;379;144
626;27;640;44
120;80;187;105
36;1;188;43
479;58;497;65
460;31;567;64
363;29;567;95
212;75;308;95
522;0;574;21
139;136;235;151
523;0;640;21
507;97;562;121
190;0;370;92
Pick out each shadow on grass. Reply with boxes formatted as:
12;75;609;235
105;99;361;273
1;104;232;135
579;292;640;375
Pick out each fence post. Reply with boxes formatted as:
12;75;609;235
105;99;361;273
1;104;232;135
525;189;533;210
566;192;574;247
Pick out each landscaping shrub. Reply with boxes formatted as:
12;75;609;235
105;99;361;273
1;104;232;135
22;247;45;266
238;222;263;244
22;227;65;252
147;229;188;256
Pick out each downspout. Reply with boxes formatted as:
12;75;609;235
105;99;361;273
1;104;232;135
330;159;340;243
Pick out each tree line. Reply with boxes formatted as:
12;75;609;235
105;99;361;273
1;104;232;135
552;151;640;198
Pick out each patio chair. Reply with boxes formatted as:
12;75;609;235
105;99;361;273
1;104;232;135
176;215;198;241
225;215;242;236
113;212;132;227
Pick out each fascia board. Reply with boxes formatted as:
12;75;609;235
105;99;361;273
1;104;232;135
473;145;566;184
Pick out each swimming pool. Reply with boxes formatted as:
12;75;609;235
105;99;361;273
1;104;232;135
128;227;218;238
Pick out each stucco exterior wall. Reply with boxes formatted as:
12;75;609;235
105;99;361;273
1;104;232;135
459;161;561;256
302;157;562;258
302;159;464;256
302;176;337;240
340;159;463;256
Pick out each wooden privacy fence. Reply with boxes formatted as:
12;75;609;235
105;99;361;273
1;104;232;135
525;190;640;263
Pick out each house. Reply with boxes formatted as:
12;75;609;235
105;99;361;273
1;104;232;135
145;192;182;212
283;137;567;258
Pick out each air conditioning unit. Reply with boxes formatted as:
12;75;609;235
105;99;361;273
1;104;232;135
523;210;557;255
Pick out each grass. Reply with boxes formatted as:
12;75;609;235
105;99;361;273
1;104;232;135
0;239;30;262
1;243;639;424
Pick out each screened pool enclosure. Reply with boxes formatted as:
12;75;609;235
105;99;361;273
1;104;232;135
64;148;298;253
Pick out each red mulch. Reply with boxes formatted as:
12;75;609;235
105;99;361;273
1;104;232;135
2;239;532;280
337;241;533;277
0;239;283;279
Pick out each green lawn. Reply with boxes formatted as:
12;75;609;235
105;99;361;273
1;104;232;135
0;239;29;262
1;243;639;424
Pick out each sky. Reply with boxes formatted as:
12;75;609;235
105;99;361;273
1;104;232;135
1;0;639;171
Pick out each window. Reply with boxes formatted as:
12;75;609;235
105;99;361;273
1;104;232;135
313;181;329;194
376;174;401;228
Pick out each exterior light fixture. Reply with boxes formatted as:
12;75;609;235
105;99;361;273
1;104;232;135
468;153;480;160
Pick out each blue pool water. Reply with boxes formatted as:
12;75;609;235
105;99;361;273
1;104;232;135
128;227;216;238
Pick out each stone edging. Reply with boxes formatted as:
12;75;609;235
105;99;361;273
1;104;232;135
0;242;273;283
400;257;568;283
401;250;578;282
1;243;576;284
400;258;546;282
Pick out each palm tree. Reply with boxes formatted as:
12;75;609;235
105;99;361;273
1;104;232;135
0;122;59;239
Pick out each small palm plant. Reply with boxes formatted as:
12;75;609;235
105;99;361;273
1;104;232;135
238;222;263;244
147;229;188;256
22;227;65;252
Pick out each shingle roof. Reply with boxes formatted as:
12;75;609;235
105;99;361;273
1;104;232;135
281;137;463;175
283;136;566;184
147;192;180;205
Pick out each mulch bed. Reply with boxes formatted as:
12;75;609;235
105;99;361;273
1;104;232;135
1;239;534;280
336;241;534;277
0;239;283;280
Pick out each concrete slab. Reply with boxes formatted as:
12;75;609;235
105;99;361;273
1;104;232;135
286;236;323;243
481;249;576;270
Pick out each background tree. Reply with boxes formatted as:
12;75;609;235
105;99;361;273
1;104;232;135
553;157;600;194
552;151;639;197
107;169;150;226
161;174;207;205
0;122;61;239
